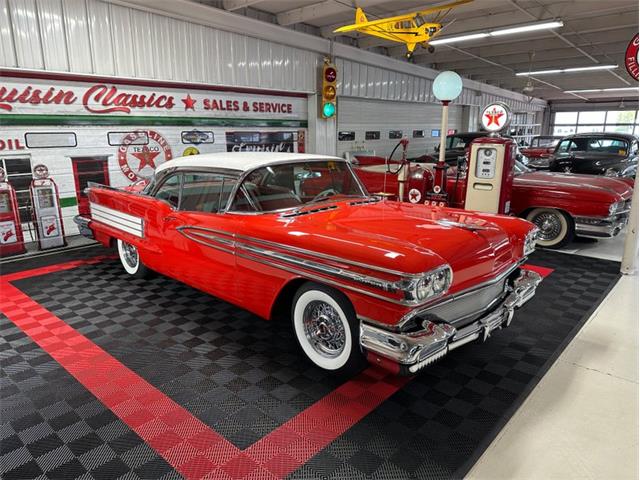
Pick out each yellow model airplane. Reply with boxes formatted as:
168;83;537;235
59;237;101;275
334;0;473;59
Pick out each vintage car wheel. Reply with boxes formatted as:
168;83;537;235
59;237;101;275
292;283;366;374
526;208;575;249
117;239;151;278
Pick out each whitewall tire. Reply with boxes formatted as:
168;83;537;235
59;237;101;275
526;208;574;249
292;282;366;374
117;239;151;278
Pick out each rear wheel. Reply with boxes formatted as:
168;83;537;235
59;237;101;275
117;239;151;278
291;282;367;375
526;208;574;249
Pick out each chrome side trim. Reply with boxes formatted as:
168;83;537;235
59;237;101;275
89;202;144;238
360;269;542;374
182;225;426;279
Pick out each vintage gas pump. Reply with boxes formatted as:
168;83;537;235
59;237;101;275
464;103;516;214
30;164;66;250
0;168;26;257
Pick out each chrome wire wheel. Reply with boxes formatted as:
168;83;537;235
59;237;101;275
302;300;346;359
121;241;138;269
526;208;572;249
532;212;562;242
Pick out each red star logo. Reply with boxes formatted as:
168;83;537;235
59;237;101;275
485;108;504;126
131;146;161;170
410;190;420;201
182;94;197;110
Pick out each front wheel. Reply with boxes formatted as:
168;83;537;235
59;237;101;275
526;208;575;249
117;239;151;278
291;282;367;375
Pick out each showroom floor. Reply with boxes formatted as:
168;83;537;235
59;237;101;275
0;237;636;479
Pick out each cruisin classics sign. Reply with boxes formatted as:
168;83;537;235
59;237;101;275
0;76;307;120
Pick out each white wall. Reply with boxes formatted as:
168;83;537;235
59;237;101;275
337;98;462;159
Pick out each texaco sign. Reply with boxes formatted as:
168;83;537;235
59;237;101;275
118;130;172;181
481;102;511;133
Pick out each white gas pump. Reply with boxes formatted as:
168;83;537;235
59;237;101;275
30;164;66;250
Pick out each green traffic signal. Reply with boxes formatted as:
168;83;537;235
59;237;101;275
322;102;336;118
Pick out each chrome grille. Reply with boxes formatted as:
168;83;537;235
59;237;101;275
420;278;508;324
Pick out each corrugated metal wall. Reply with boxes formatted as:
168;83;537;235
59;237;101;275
337;98;463;158
335;58;544;113
0;0;319;92
1;0;544;114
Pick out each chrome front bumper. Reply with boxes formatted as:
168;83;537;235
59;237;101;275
360;269;542;374
575;213;629;238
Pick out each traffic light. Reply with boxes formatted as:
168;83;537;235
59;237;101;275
321;62;337;119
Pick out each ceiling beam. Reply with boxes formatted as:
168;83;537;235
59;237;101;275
277;0;390;27
221;0;263;11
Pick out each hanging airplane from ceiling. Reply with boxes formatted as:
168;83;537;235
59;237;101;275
334;0;473;60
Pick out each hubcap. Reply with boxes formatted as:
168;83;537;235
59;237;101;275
563;166;572;173
121;242;138;268
302;301;346;359
532;212;562;241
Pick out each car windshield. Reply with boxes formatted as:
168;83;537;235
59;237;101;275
557;137;629;155
446;135;473;149
531;137;559;148
514;160;531;175
230;160;368;213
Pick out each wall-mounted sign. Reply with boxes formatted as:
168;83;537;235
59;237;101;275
182;146;200;156
117;130;173;181
181;130;214;145
447;129;457;135
481;102;511;133
0;76;307;121
625;33;639;81
431;129;440;137
225;131;296;152
0;138;26;150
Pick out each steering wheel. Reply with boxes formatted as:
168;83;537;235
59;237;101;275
311;188;338;202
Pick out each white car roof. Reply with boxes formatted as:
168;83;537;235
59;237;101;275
155;152;344;175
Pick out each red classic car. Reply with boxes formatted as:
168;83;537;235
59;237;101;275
520;136;561;169
354;155;633;248
75;153;541;376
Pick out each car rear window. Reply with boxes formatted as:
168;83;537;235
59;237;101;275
557;137;629;155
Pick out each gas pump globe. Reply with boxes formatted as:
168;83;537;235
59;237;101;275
30;164;66;250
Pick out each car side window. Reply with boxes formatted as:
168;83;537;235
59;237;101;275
632;141;639;156
154;174;182;208
179;173;234;213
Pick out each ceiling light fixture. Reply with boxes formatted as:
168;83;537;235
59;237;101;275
564;87;639;93
430;20;563;45
516;65;618;76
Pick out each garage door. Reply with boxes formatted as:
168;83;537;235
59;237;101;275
337;97;463;159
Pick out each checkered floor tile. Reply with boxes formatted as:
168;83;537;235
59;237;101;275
1;247;620;479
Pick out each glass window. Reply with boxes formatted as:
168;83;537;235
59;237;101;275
556;139;577;153
389;130;403;139
446;135;471;149
230;160;366;212
576;125;604;133
606;111;636;124
180;173;234;213
554;112;578;124
1;157;33;223
553;126;576;136
365;131;380;140
586;138;629;155
578;111;606;124
338;131;355;141
413;130;425;138
606;125;634;135
154;174;181;208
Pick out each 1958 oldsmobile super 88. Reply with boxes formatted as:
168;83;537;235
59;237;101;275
75;153;541;375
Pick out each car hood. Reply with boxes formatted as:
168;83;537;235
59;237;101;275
515;171;633;200
248;201;529;293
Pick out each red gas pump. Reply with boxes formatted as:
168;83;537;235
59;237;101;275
463;135;517;214
30;164;66;250
0;167;26;257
